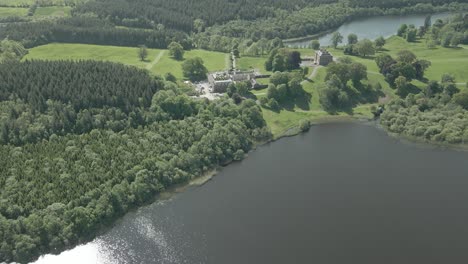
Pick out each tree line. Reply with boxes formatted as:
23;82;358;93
0;16;191;49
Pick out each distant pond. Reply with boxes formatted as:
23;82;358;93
33;122;468;264
285;12;453;48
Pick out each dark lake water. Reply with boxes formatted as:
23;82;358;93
285;12;452;48
34;122;468;263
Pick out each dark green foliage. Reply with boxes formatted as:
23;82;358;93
347;33;358;45
0;39;28;63
265;72;307;109
0;60;162;145
0;84;271;263
0;60;157;112
75;0;320;32
381;93;468;145
265;49;301;72
182;57;208;82
311;40;320;50
320;60;382;112
453;91;468;109
168;41;185;60
138;45;148;61
0;17;191;49
375;51;431;88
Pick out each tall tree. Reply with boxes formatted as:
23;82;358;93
168;42;185;60
182;57;208;81
331;32;343;48
347;33;358;45
138;45;148;61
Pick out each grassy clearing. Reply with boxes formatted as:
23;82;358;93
237;55;272;74
151;49;228;79
25;43;229;79
25;43;163;70
0;0;34;7
0;7;27;17
34;6;71;17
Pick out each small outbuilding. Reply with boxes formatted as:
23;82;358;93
314;49;333;66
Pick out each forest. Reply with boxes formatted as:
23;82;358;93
0;17;191;49
0;61;271;262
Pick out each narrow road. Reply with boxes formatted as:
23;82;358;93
301;65;322;84
146;50;165;70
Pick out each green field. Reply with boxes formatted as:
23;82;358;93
25;43;163;69
151;49;228;79
0;0;34;7
0;0;87;6
237;55;272;74
25;43;229;80
0;7;27;17
34;6;71;17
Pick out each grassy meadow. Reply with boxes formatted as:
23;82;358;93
0;7;28;17
25;43;229;79
0;0;34;6
152;49;228;79
25;43;163;69
34;6;71;17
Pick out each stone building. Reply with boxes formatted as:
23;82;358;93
208;71;255;93
208;72;233;93
314;49;333;66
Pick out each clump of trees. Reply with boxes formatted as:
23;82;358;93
381;78;468;145
265;48;302;72
375;50;431;95
260;72;306;110
397;23;418;42
0;39;28;62
344;38;376;57
319;59;382;112
168;41;185;60
430;14;468;48
182;57;208;81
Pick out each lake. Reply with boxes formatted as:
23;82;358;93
285;12;452;48
33;122;468;264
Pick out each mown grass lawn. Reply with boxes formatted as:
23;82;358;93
25;43;163;69
34;6;71;17
0;0;34;6
25;43;230;80
151;49;228;79
237;55;272;74
0;7;28;17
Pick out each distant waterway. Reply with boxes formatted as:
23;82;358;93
285;12;452;48
33;122;468;264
